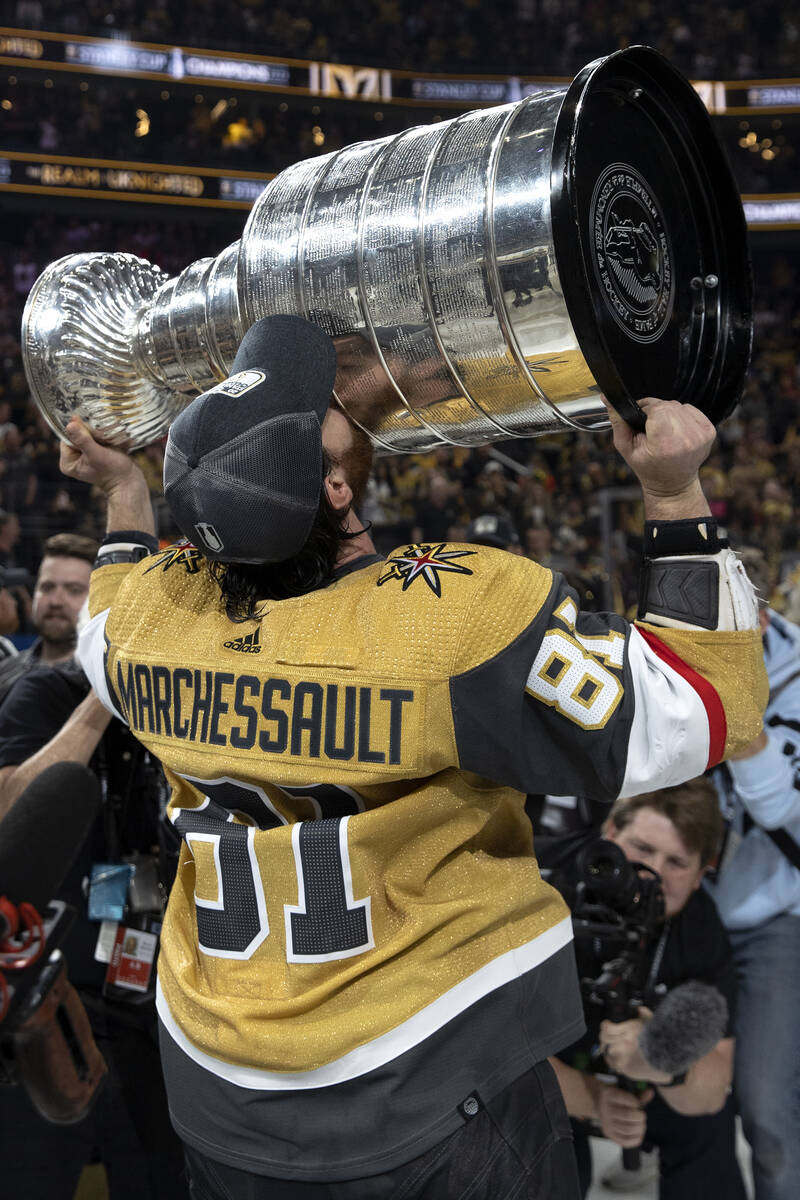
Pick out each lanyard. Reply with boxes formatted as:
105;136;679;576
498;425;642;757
645;920;671;993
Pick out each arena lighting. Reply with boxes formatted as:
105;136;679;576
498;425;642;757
65;38;170;74
748;84;800;107
182;51;289;87
0;150;271;207
742;197;800;225
4;26;798;116
410;77;510;103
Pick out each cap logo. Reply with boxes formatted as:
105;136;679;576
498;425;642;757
195;523;225;553
212;369;266;398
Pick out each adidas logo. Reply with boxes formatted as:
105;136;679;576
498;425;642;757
224;626;261;654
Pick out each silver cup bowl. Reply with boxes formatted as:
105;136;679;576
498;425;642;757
22;47;752;452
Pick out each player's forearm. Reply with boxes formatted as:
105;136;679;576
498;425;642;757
0;693;111;819
105;472;155;537
548;1057;600;1122
640;479;711;522
655;1043;732;1116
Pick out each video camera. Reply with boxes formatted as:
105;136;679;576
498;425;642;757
569;838;665;1034
561;838;667;1170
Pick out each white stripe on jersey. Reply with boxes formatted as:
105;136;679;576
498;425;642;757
155;914;574;1091
78;607;126;724
619;626;710;798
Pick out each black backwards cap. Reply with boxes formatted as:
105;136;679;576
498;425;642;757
465;513;520;549
163;315;337;564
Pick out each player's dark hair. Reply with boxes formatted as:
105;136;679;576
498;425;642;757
209;452;354;619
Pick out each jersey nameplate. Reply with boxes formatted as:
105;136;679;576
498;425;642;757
110;659;416;766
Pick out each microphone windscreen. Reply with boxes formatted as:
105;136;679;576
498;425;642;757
0;762;101;912
639;980;729;1075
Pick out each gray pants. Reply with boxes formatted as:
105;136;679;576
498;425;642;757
184;1060;580;1200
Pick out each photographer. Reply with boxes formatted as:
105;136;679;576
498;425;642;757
544;780;746;1200
0;539;188;1198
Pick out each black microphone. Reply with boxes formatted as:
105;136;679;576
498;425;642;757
639;981;729;1076
0;762;101;937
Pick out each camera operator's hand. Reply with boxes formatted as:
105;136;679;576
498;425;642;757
595;1082;654;1148
600;1012;673;1085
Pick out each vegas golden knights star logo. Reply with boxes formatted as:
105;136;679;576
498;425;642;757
145;542;204;575
377;544;475;597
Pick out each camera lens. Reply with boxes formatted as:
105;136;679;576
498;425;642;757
575;838;640;909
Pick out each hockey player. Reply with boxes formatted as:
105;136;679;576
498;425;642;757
60;315;766;1200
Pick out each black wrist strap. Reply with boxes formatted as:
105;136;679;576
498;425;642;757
643;518;727;559
95;531;159;567
638;519;726;626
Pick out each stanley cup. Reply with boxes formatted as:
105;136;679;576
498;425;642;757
22;47;752;453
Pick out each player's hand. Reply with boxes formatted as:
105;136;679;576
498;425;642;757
603;396;714;508
595;1083;654;1148
60;416;145;498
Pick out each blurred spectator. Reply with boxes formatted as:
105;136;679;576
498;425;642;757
0;566;21;659
0;509;20;569
411;470;462;543
465;512;523;553
0;532;94;704
712;551;800;1200
0;426;37;515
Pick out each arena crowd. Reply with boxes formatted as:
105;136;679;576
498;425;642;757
0;215;797;627
8;0;799;78
0;8;798;1200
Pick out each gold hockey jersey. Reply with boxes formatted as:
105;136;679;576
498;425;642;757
80;540;766;1178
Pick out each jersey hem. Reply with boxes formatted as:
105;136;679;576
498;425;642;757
156;914;573;1089
166;1013;586;1182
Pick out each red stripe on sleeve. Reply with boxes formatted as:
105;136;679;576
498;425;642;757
636;627;727;768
